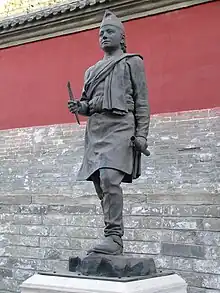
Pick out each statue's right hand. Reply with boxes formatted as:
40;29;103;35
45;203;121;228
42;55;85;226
68;100;79;114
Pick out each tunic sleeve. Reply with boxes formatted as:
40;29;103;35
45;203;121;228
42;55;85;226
128;56;150;139
78;67;92;116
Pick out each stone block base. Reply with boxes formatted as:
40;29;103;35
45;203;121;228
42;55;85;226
20;272;187;293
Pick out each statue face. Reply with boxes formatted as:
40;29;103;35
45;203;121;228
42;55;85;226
99;25;122;52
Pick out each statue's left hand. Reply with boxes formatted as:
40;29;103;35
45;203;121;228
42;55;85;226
68;100;80;114
135;136;148;152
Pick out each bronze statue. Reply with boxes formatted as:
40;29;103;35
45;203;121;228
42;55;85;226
68;10;150;255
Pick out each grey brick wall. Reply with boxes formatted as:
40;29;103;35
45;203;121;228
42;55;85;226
0;108;219;293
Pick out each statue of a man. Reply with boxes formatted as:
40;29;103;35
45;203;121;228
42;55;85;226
68;10;150;255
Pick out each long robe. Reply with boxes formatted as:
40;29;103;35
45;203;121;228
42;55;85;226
77;54;150;183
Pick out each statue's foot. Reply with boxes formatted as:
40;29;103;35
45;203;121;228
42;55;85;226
87;235;123;255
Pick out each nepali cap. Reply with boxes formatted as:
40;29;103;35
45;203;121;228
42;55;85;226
100;10;125;32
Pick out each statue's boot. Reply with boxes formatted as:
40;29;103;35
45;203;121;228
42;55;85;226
89;169;124;255
88;234;123;255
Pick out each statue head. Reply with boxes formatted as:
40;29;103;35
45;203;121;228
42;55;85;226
99;10;127;53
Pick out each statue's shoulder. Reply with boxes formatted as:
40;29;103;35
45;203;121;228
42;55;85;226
84;65;94;80
126;53;144;67
126;54;145;72
84;59;103;79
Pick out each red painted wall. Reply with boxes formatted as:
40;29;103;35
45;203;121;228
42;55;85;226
0;2;219;130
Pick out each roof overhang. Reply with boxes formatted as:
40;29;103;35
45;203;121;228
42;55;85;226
0;0;214;49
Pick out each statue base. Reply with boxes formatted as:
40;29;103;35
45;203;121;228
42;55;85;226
69;253;156;277
20;272;187;293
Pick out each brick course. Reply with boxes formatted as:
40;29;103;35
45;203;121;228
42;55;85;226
0;108;219;293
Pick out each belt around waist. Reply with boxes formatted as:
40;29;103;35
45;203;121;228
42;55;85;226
90;106;134;116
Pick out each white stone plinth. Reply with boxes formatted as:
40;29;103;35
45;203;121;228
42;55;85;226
20;273;187;293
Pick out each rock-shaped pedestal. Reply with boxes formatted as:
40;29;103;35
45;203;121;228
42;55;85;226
69;254;156;277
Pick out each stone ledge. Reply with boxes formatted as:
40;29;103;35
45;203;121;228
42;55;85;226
20;273;187;293
0;0;214;49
